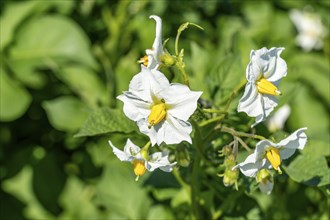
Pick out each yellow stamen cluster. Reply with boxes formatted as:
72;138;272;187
133;160;146;181
138;55;149;67
148;102;166;128
265;147;282;174
257;78;281;96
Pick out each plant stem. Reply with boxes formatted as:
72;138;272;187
173;168;190;191
215;125;265;140
202;108;227;114
191;120;203;220
175;61;190;86
199;115;226;127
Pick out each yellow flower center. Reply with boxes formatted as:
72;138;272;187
265;147;282;174
133;160;146;180
138;55;149;67
256;78;281;96
148;102;166;129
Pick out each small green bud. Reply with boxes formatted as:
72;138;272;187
256;169;272;184
222;169;239;187
223;155;236;169
175;145;190;167
159;53;176;66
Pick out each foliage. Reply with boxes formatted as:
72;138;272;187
1;1;329;220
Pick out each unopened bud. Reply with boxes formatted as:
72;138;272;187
159;53;176;66
175;145;190;167
222;169;239;187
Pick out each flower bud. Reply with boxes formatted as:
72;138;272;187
175;145;190;167
222;169;239;187
159;53;176;66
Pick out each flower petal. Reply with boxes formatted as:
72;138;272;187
137;118;158;146
258;179;274;195
164;83;202;121
124;139;142;157
255;139;275;161
276;127;308;160
263;47;287;82
117;92;150;121
157;114;193;145
146;15;164;70
238;82;263;117
233;154;262;177
146;152;175;172
108;140;132;162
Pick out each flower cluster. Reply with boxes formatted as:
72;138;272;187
108;15;308;194
109;15;202;180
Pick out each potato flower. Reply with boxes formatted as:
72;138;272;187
138;15;164;70
238;47;287;127
290;9;327;52
109;139;175;181
233;127;307;177
117;65;202;146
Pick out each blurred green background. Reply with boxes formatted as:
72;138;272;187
0;0;329;219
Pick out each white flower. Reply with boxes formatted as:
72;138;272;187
117;65;202;146
233;127;307;177
238;47;287;127
290;9;327;52
266;104;291;132
256;169;274;195
109;139;175;180
138;15;164;70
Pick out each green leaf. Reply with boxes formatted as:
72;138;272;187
287;85;329;142
147;205;175;220
0;1;74;51
9;15;97;69
302;139;330;157
95;160;151;219
75;107;138;137
59;66;109;108
0;67;32;121
42;96;89;132
58;176;103;219
32;152;66;215
2;166;55;219
285;154;330;187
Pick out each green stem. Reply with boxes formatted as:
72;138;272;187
191;120;203;220
173;168;190;192
201;108;227;114
199;115;226;127
216;125;265;140
175;61;189;86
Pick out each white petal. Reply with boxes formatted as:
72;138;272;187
233;154;261;177
258;179;274;195
277;127;308;160
238;83;263;117
157;114;192;145
108;140;132;162
266;104;291;132
164;83;202;121
146;15;163;70
146;152;175;172
252;94;278;127
128;66;169;101
263;47;287;82
137;118;158;146
123;139;142;157
246;51;262;81
117;92;150;121
255;139;275;160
